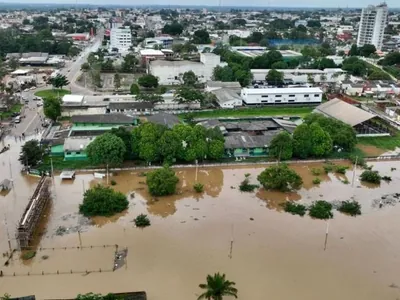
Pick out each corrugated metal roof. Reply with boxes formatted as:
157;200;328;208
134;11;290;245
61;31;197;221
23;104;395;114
314;98;376;127
243;87;323;95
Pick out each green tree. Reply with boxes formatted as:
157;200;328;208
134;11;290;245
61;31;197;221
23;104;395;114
159;130;182;163
113;73;121;90
198;273;238;300
79;185;128;217
213;66;235;82
265;69;284;85
257;163;303;192
120;54;138;72
162;21;184;35
86;133;126;166
293;123;312;158
43;96;62;121
81;62;90;71
139;123;165;163
19;140;43;167
175;87;205;104
359;44;377;57
48;74;69;90
270;61;288;69
367;70;392;80
207;140;225;160
110;127;133;160
269;131;293;160
138;74;159;88
136;92;163;104
130;83;140;95
309;123;333;157
192;29;211;44
348;44;359;56
182;70;197;86
146;165;179;196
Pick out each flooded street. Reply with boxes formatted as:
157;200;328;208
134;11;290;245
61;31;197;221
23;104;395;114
1;137;400;299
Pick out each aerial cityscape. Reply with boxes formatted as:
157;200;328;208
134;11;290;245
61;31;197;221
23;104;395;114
0;1;400;300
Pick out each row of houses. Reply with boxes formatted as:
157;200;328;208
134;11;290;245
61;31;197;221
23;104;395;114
43;98;390;162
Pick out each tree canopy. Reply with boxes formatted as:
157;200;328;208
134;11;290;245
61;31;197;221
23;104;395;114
198;273;238;300
138;74;159;88
79;185;128;217
257;163;303;192
43;96;62;121
19;140;43;167
192;29;211;44
182;70;197;86
265;69;284;85
86;133;126;166
269;131;293;160
162;22;184;35
146;165;179;196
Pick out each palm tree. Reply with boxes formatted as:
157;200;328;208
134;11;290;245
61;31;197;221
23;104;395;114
197;273;238;300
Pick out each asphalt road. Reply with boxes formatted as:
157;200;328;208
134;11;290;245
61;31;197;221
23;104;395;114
7;32;104;138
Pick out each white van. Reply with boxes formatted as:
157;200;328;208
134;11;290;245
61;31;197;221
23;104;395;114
14;116;21;123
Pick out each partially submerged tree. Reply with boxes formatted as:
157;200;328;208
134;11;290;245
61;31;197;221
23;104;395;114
257;163;303;192
198;273;238;300
19;140;43;167
146;165;179;196
79;185;128;217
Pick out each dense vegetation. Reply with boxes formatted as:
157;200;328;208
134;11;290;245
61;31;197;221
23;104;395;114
146;166;179;196
360;170;381;184
257;163;303;192
338;200;362;216
19;140;43;167
239;173;259;192
79;185;129;217
309;200;333;219
86;133;126;167
283;202;307;216
134;214;151;228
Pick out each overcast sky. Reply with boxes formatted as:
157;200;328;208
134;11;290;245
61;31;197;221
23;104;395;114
3;0;398;8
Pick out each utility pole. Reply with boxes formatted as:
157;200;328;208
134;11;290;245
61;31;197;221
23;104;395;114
324;220;330;251
9;157;13;182
351;156;358;187
106;164;109;185
50;157;54;177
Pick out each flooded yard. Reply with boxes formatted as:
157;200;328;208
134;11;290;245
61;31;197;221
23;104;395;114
1;137;400;300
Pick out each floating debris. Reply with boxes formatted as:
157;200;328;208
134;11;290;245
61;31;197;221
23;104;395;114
113;247;128;271
372;193;400;208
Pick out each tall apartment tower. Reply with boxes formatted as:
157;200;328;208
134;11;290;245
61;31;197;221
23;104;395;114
357;2;388;50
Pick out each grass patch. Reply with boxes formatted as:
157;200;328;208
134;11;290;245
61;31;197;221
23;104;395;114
34;89;70;99
338;200;362;216
323;164;334;174
309;200;333;219
0;103;22;119
22;250;36;260
358;133;400;151
38;156;98;172
283;202;307;216
179;106;314;119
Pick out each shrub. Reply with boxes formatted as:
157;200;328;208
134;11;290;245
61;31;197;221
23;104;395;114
360;170;381;184
257;163;303;192
349;154;367;168
193;183;204;193
79;185;128;217
146;165;179;196
311;168;322;176
309;200;333;219
342;179;350;184
239;174;259;192
312;177;321;185
323;164;334;174
134;214;151;228
284;202;307;216
22;251;36;260
338;200;361;216
110;179;117;186
335;165;348;174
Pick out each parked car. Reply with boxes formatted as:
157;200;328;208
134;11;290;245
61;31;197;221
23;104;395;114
14;116;21;123
36;101;43;107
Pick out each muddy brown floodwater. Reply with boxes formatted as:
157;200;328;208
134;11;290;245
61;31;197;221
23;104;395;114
1;140;400;300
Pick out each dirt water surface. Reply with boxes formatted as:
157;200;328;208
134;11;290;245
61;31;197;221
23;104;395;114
1;141;400;300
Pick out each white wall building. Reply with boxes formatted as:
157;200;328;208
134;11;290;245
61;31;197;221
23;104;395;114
110;26;132;52
241;87;323;105
357;3;388;50
149;53;227;85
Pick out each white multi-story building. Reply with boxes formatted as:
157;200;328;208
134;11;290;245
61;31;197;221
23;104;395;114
357;3;388;50
110;26;132;52
241;87;323;106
